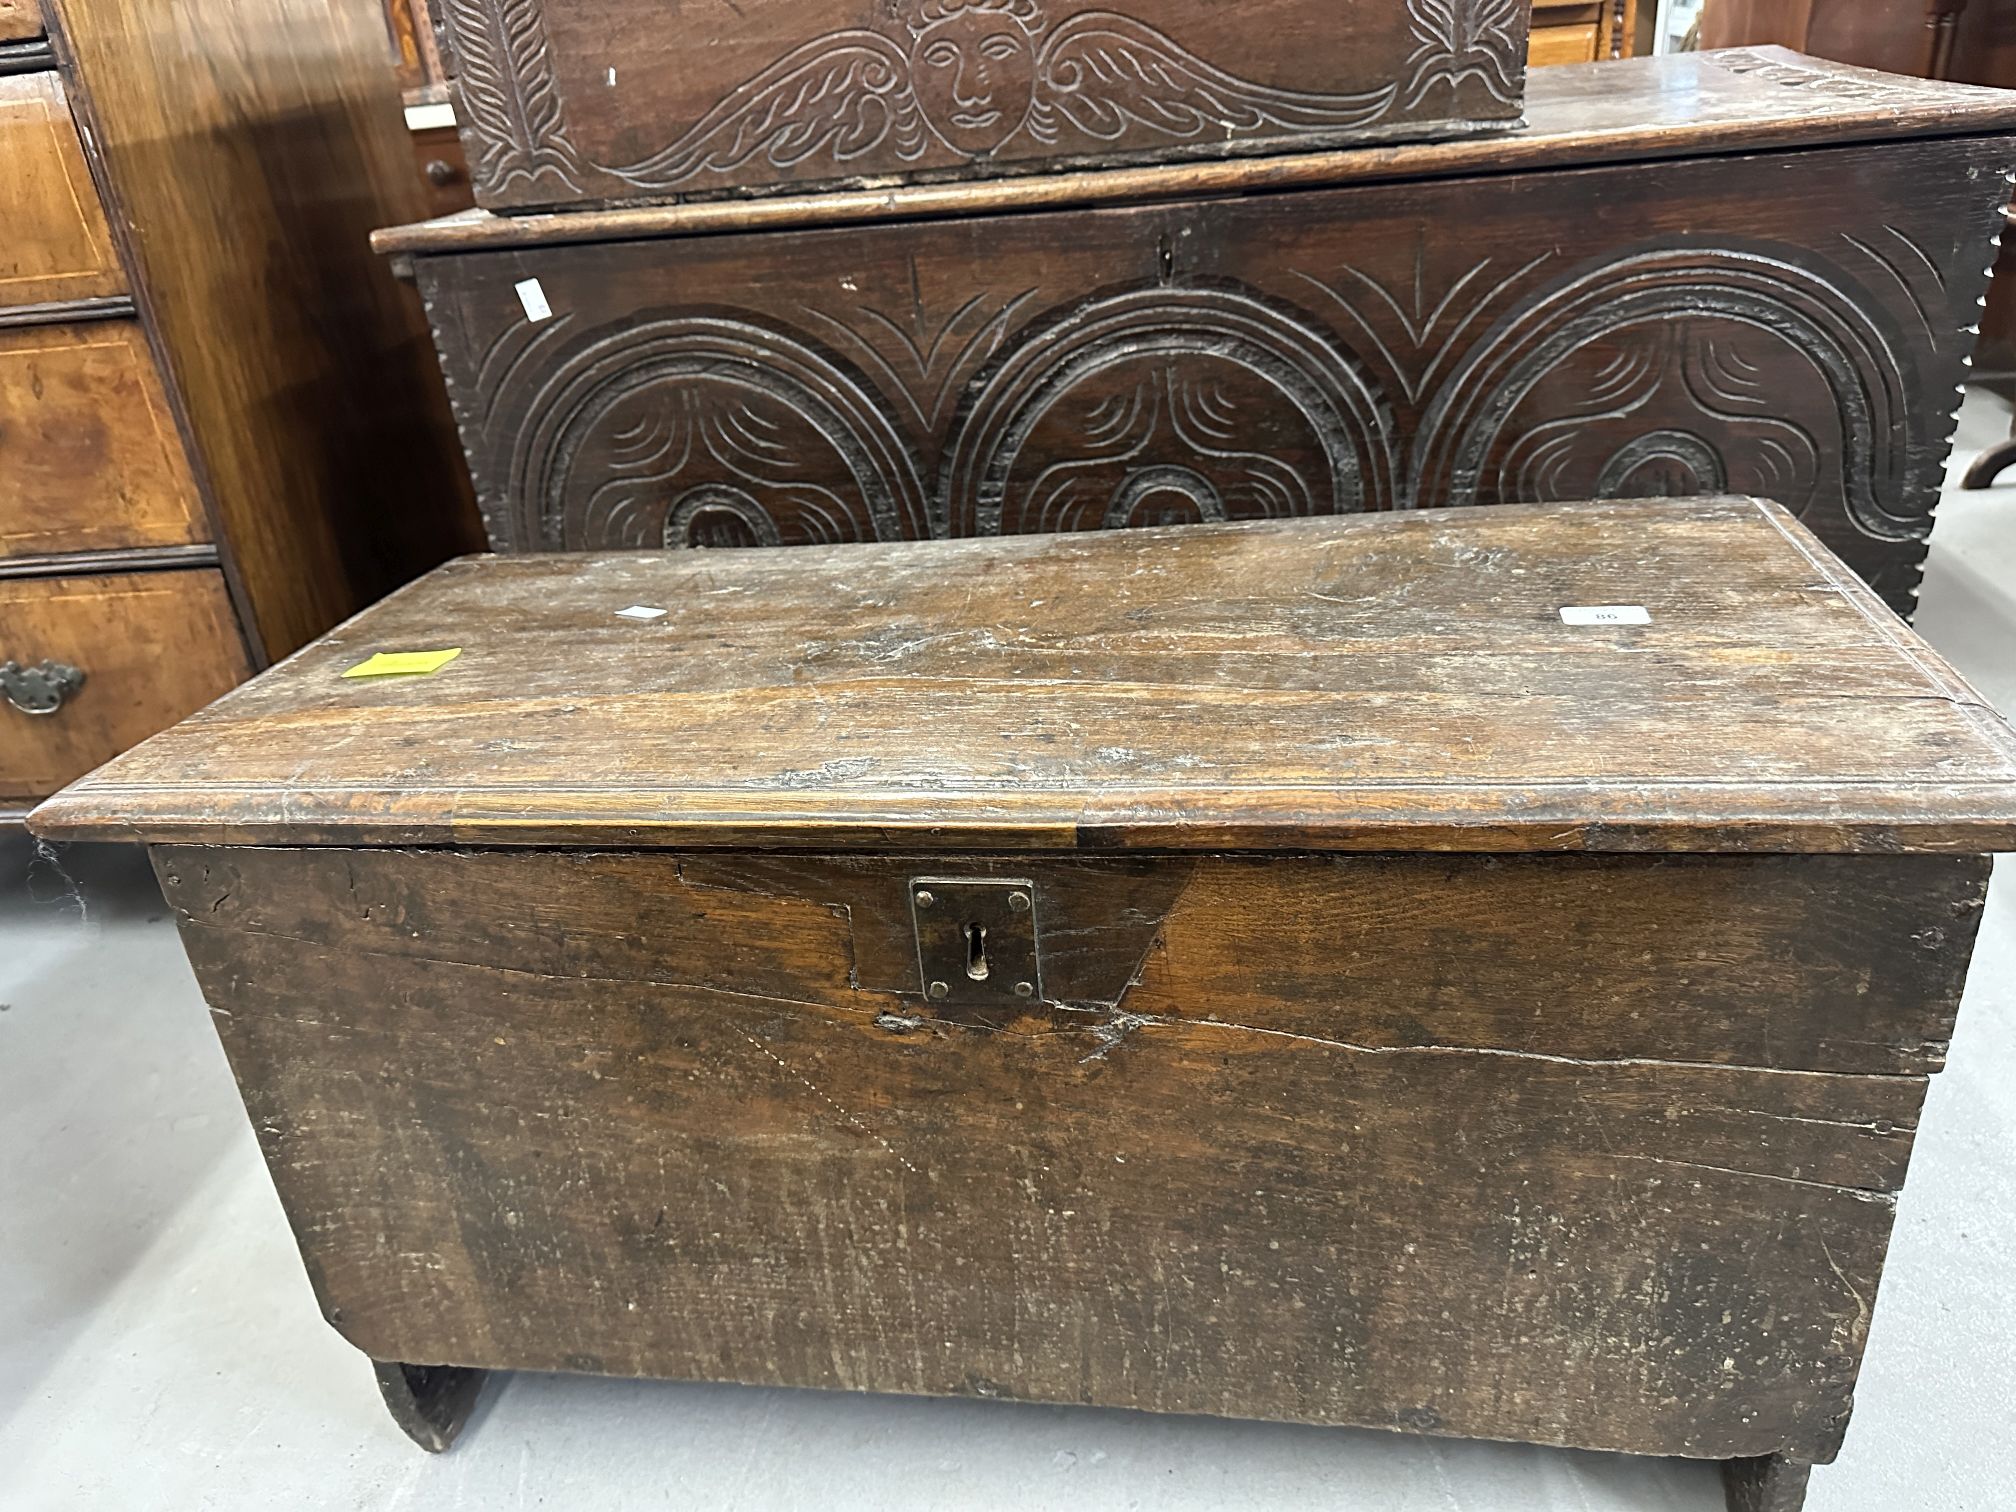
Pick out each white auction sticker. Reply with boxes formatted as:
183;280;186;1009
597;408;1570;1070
1559;605;1651;626
614;605;668;622
515;277;554;322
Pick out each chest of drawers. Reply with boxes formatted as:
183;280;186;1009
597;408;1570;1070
0;0;478;814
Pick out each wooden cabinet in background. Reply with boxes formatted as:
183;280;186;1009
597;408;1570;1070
0;321;205;558
0;571;246;802
0;2;480;812
1531;0;1637;64
1701;0;1971;80
0;0;40;41
0;69;123;306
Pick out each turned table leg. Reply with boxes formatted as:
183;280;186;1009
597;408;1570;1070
1722;1453;1813;1512
373;1361;490;1451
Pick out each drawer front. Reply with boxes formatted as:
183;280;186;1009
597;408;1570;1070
1529;21;1600;65
438;0;1530;212
0;570;246;802
0;321;208;559
160;845;1985;1462
0;69;126;308
0;0;42;42
421;134;2007;617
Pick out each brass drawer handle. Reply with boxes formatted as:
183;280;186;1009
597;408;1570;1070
1;659;86;715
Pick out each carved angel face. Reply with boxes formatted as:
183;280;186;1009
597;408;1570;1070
911;4;1039;156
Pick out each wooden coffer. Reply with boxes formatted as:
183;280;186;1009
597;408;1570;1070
432;0;1531;212
389;51;2016;617
29;499;2016;1512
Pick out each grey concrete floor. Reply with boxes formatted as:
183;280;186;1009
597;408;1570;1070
6;398;2016;1511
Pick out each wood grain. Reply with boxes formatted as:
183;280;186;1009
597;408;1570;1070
434;0;1529;212
372;50;2016;254
0;66;124;306
1529;20;1601;65
0;320;207;559
31;498;2016;851
0;568;246;801
51;0;485;663
156;841;1984;1464
403;125;2005;614
0;0;41;43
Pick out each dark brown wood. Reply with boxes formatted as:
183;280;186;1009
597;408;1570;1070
34;496;2002;1478
372;51;2016;255
433;0;1531;213
1722;1452;1815;1512
1961;434;2016;488
29;499;2016;852
49;0;486;664
399;97;2008;615
150;840;1984;1467
371;1361;488;1452
1;568;248;803
1702;0;1961;78
0;319;208;560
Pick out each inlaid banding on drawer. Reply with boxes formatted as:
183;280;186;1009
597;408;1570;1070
0;569;247;801
0;0;42;43
0;68;126;306
0;320;208;560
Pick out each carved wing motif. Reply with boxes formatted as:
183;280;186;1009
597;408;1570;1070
1030;11;1397;145
604;32;927;190
442;0;581;194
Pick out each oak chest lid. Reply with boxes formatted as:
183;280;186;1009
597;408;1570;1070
29;497;2016;853
373;49;2016;256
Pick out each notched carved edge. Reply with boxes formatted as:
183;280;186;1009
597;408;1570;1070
372;1360;489;1452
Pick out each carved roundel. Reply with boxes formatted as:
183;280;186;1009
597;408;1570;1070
507;315;928;551
1413;244;1916;540
941;285;1394;536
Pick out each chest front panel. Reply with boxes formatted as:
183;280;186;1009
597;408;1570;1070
159;844;1987;1465
418;136;2009;615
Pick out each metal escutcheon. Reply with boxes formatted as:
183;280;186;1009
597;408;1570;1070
1;659;86;716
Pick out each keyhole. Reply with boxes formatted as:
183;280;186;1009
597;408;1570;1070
964;923;989;981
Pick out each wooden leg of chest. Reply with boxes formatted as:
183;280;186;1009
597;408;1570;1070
371;1361;489;1452
1722;1452;1813;1512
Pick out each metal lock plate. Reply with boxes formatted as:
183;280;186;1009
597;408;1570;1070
909;877;1042;1007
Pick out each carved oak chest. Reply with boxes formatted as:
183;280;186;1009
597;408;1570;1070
29;498;2016;1512
380;50;2016;620
431;0;1531;211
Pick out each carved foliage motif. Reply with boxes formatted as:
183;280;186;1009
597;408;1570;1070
444;0;1522;201
506;316;929;550
1404;0;1525;111
1702;48;1948;103
439;0;582;197
1412;244;1918;540
504;289;1392;547
451;213;1971;617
